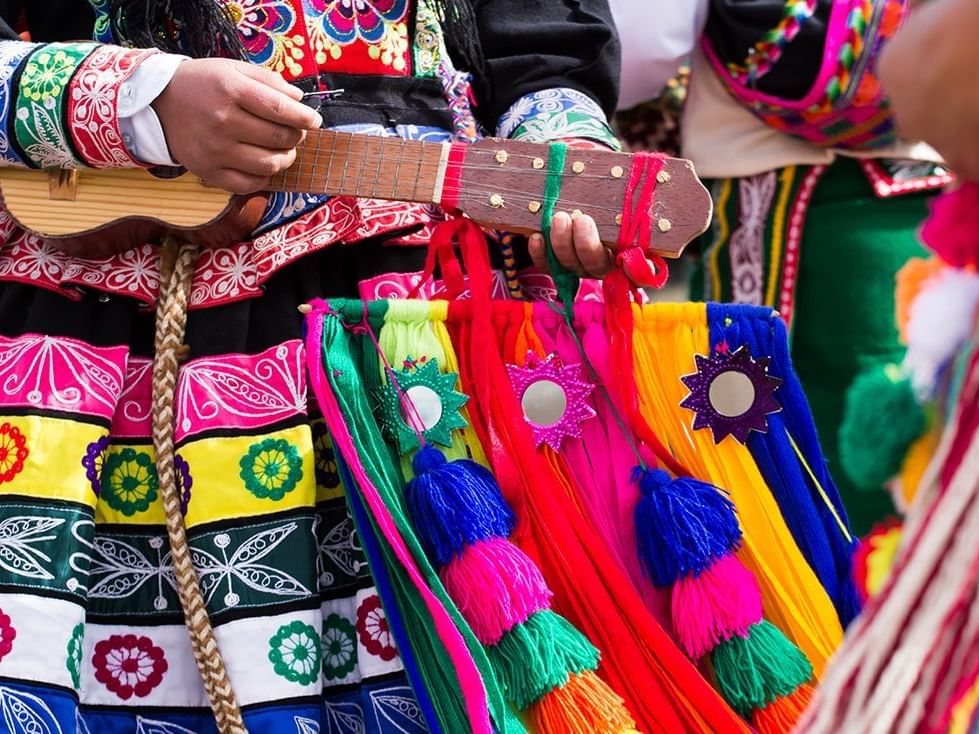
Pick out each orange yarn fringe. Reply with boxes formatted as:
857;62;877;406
528;669;637;734
751;683;815;734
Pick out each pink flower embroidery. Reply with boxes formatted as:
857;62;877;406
0;610;16;661
92;634;168;700
356;594;396;661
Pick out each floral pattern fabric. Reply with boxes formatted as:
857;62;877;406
0;332;421;733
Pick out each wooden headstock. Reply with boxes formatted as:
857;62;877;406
452;138;712;259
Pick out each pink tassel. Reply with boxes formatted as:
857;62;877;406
671;553;763;659
440;537;553;645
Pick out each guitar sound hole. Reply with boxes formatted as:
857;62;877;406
147;166;186;180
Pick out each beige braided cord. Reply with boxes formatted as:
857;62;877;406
153;237;247;734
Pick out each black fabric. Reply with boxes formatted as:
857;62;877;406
0;0;94;41
472;0;620;130
705;0;829;100
0;238;428;358
315;73;454;130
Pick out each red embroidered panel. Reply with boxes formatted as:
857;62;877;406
302;0;413;76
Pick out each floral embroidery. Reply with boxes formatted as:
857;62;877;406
239;438;304;500
0;424;28;484
304;0;410;71
14;43;95;168
21;48;76;102
175;454;193;515
223;0;309;79
496;87;620;151
66;623;84;688
82;436;110;496
322;613;357;680
92;633;168;700
312;422;341;492
0;610;15;662
357;594;396;661
102;448;159;516
269;620;322;685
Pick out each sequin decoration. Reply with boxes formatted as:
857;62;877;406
376;357;469;454
680;345;782;444
507;352;596;451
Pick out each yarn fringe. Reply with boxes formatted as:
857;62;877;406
633;468;742;587
671;553;763;659
406;445;516;566
751;682;814;734
528;670;638;734
440;537;552;645
712;620;814;718
487;610;600;710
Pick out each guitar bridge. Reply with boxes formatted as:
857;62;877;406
48;168;79;201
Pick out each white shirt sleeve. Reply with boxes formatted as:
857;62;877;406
609;0;709;110
117;53;187;166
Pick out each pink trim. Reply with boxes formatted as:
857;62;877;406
111;357;153;438
303;303;493;733
859;160;954;198
175;340;306;442
0;333;128;421
703;0;859;111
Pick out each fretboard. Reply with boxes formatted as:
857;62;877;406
268;129;449;204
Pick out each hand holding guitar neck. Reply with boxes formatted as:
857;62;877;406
152;58;322;194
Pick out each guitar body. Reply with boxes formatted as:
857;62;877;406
0;167;265;258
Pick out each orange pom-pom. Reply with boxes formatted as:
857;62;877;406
751;683;814;734
895;257;946;342
528;670;637;734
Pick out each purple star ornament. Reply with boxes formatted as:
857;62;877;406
680;345;782;444
507;352;597;451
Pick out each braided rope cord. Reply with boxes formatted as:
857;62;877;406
153;237;247;734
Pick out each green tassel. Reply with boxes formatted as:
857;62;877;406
487;609;600;710
711;620;813;718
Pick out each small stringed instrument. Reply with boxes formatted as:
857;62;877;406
0;129;711;259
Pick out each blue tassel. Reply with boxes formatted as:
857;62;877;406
405;445;516;567
633;468;743;587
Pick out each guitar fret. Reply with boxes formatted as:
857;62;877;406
339;133;355;196
324;131;338;195
389;138;406;201
308;130;322;193
369;136;384;199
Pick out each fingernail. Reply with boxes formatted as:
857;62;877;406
312;111;324;128
552;212;570;233
529;234;542;249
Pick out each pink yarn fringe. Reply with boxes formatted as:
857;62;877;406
440;537;553;645
671;553;763;659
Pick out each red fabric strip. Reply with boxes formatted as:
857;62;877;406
438;143;469;211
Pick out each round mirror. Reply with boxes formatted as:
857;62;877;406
708;370;757;418
521;380;568;427
402;385;443;431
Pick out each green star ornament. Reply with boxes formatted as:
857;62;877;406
376;357;470;455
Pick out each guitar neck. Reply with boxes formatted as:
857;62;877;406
268;129;447;204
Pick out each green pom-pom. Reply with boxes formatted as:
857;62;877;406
486;609;599;710
839;364;926;490
711;620;813;717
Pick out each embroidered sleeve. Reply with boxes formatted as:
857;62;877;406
496;87;621;151
2;41;160;169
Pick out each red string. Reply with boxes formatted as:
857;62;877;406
408;217;467;299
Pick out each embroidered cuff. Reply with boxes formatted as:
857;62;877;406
0;41;41;166
13;43;100;168
70;45;163;168
496;87;621;151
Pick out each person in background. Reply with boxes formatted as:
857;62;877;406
881;0;979;179
609;0;948;535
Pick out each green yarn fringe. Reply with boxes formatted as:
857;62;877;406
711;620;813;718
487;609;600;710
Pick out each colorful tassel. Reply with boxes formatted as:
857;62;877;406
407;444;638;733
406;445;515;566
671;553;763;659
634;468;743;586
712;620;814;717
633;466;814;730
751;683;814;734
440;537;552;645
